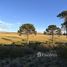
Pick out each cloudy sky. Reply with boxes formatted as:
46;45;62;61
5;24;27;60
0;0;67;32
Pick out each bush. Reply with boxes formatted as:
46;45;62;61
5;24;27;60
55;44;67;59
0;42;67;59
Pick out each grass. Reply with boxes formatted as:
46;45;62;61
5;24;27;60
0;32;67;67
0;32;67;44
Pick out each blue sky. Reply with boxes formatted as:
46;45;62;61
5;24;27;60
0;0;67;32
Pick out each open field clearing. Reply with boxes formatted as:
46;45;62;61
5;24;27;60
0;32;67;44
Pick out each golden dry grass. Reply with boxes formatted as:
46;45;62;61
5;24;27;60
0;32;67;44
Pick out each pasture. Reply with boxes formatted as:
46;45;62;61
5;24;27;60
0;32;67;67
0;32;67;44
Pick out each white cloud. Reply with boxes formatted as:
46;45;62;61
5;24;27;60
0;20;13;26
0;20;13;32
0;28;6;32
0;20;22;32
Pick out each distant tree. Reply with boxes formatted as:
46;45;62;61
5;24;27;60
18;23;36;44
43;31;46;34
57;10;67;37
46;25;58;44
63;32;66;35
56;27;61;35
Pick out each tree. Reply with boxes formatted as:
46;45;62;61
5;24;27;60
18;23;36;44
46;25;57;34
56;27;61;35
43;31;47;35
46;25;58;44
57;10;67;37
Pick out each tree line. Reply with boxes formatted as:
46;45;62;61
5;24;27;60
18;10;67;44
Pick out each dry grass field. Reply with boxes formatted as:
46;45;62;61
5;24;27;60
0;32;67;44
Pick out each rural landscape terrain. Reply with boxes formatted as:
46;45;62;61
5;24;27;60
0;31;67;67
0;32;67;45
0;0;67;67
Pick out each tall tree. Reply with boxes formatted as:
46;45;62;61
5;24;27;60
57;10;67;37
46;25;57;44
18;23;36;44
